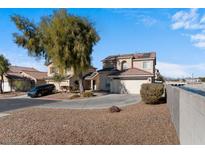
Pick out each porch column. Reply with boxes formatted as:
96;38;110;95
91;80;93;90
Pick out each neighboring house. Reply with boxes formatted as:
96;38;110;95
1;66;47;92
97;52;156;94
45;62;97;91
185;78;201;84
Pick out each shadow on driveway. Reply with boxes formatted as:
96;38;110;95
0;98;59;113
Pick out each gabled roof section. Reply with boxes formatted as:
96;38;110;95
84;72;99;80
22;70;47;80
9;66;38;73
5;73;31;81
108;68;153;77
7;66;47;80
97;67;116;72
102;52;156;61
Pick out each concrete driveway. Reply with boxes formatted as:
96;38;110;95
39;94;140;109
0;94;140;112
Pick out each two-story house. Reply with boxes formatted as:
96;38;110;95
45;52;156;94
45;62;97;91
97;52;156;94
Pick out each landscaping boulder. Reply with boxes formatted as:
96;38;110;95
109;106;121;113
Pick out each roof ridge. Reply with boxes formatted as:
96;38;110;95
102;51;156;61
22;70;46;73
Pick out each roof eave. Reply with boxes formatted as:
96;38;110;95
108;74;154;78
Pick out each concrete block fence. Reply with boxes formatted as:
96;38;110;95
166;85;205;144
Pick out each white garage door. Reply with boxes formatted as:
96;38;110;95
111;79;149;94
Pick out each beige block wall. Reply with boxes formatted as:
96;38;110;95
117;58;132;70
98;72;111;91
47;63;56;77
133;60;154;73
48;63;74;77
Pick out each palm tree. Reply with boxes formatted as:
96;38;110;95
0;55;10;94
11;9;100;95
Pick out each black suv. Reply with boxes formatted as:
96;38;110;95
27;84;55;98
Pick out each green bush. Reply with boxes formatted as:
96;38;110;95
69;94;80;99
13;80;33;92
83;91;94;97
140;83;164;104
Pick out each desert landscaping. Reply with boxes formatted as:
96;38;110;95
0;102;179;145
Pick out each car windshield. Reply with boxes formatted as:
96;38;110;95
30;87;38;92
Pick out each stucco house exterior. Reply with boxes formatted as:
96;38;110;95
97;52;156;94
45;62;97;91
1;66;47;92
45;52;156;94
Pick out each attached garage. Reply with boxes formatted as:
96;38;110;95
108;68;154;94
110;78;150;94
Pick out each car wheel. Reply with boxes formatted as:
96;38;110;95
38;93;42;97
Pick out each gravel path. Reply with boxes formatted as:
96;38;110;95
0;103;179;144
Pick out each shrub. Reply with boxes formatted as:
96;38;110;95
83;91;94;97
140;83;164;104
109;106;121;113
13;80;33;92
69;94;80;99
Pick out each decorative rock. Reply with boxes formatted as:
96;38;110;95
109;106;121;113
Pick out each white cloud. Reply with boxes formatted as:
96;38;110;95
193;41;205;48
137;15;157;26
113;9;158;27
190;33;205;48
157;61;205;78
157;62;189;78
200;15;205;23
171;9;205;49
171;9;205;30
191;33;205;41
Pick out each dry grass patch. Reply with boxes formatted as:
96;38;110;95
0;103;179;145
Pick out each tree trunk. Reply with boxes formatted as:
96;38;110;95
0;75;3;94
78;73;84;95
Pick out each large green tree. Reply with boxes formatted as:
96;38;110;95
0;55;10;94
11;9;100;94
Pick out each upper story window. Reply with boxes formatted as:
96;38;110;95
121;61;128;70
50;67;57;74
143;61;151;69
103;60;116;69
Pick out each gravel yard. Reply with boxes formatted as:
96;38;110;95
0;92;26;98
0;103;179;145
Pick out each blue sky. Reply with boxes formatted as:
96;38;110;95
1;8;205;78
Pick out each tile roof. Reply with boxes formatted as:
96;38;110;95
84;72;98;80
9;66;38;73
7;66;47;80
22;70;47;80
97;67;116;72
6;73;30;80
109;68;153;77
102;52;156;61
